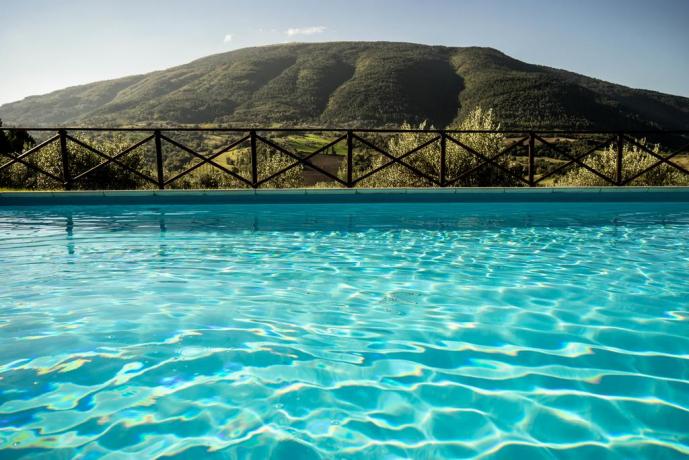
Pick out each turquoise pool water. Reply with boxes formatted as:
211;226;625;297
1;200;688;459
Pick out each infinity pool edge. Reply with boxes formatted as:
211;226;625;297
2;187;689;206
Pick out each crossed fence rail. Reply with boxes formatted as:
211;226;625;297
1;127;689;189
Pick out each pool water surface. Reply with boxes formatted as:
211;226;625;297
1;200;688;458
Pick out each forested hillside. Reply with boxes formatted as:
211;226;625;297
2;42;688;130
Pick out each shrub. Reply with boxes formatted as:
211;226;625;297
351;107;521;187
1;132;303;190
172;145;303;189
0;135;150;190
556;139;689;186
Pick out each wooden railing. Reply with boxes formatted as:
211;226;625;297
1;127;689;189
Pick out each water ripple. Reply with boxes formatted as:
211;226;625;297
1;202;688;458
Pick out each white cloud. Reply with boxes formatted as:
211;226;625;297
223;34;233;43
285;26;326;37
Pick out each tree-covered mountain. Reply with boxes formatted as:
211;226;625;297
2;41;688;130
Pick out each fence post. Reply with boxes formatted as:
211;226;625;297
154;130;164;190
250;130;258;188
440;131;447;187
528;132;535;187
346;130;353;187
616;133;624;186
58;129;71;190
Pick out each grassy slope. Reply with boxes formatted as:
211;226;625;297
1;42;688;130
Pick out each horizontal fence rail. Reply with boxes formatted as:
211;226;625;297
1;127;689;190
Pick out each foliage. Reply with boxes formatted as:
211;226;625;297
2;120;687;191
0;119;35;155
252;150;303;188
0;123;303;190
445;107;520;186
0;134;150;190
170;145;303;189
0;119;37;188
556;139;689;186
353;107;521;187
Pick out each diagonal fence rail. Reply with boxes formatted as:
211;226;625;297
1;127;689;190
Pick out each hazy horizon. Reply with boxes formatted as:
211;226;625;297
1;0;688;106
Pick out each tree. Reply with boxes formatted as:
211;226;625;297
350;107;520;187
0;131;150;190
0;119;37;189
556;139;689;186
0;119;35;156
172;144;303;189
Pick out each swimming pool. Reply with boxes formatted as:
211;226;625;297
1;191;688;458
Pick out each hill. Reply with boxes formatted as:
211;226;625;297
1;41;688;129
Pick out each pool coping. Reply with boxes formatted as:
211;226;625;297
2;187;689;205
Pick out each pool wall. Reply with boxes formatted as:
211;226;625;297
2;187;689;206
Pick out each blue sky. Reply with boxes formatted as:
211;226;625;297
1;0;688;105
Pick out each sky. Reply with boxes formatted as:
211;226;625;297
1;0;688;105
